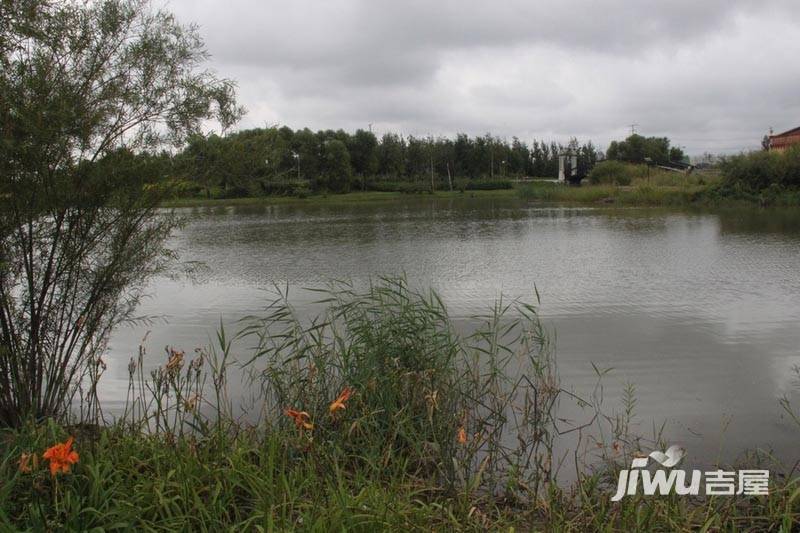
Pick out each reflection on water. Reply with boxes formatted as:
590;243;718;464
105;197;800;467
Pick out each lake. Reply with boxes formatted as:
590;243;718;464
103;196;800;469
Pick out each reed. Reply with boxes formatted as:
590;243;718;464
1;278;798;530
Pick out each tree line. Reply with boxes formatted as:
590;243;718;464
606;134;686;166
149;127;601;196
133;130;692;198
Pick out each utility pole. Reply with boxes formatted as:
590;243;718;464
430;153;434;192
447;161;453;191
628;123;639;136
429;135;435;192
368;123;373;133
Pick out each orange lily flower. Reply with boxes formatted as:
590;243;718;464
42;437;79;476
329;387;353;415
285;408;313;430
457;426;467;444
166;349;184;373
18;452;37;473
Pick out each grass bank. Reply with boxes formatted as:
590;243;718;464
161;183;710;210
164;153;800;210
519;176;800;208
161;188;519;208
517;181;709;207
163;174;780;210
171;184;800;210
4;422;798;531
2;279;799;530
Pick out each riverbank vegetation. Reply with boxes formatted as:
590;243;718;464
517;162;716;207
710;145;800;206
143;127;599;199
161;188;520;208
153;132;689;202
517;147;800;208
160;130;800;209
2;280;799;530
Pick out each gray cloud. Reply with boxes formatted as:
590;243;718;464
167;0;800;153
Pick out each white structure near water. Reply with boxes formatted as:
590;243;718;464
558;152;578;183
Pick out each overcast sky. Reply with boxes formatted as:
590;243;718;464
167;0;800;155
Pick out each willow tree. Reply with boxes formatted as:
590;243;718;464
0;0;243;426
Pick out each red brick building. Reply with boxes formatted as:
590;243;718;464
769;126;800;152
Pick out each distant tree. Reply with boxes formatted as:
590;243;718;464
347;129;379;187
575;139;598;177
181;134;219;196
669;146;686;162
175;127;605;191
321;140;352;192
436;138;456;187
509;137;530;176
606;140;620;161
530;140;546;176
0;0;241;426
620;134;647;163
547;142;561;176
405;136;428;178
378;133;406;177
607;134;679;165
453;134;474;177
278;126;295;143
292;128;322;180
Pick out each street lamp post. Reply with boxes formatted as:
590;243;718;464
292;151;300;180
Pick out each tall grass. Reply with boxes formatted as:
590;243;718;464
588;160;646;185
517;181;708;206
234;277;562;498
1;278;799;530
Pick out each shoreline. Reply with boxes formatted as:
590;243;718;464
160;184;796;209
160;188;519;207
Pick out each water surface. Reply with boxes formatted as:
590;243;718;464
104;197;800;468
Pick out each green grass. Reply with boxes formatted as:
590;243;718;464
516;181;708;206
2;423;498;531
161;189;519;208
2;278;799;530
161;174;726;210
163;171;800;210
4;423;799;531
163;183;711;210
165;156;800;210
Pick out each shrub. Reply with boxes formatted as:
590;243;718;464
588;161;643;185
721;146;800;191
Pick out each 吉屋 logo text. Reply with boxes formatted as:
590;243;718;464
611;445;769;501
